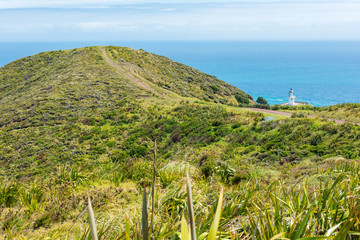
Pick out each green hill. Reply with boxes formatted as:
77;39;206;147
0;46;252;129
1;47;360;239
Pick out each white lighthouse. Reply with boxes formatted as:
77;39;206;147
288;88;296;105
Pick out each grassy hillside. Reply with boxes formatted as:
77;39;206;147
104;46;252;104
1;47;360;239
271;103;360;123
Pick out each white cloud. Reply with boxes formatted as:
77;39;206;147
0;0;124;9
1;0;359;9
1;1;360;41
76;22;138;31
0;23;54;33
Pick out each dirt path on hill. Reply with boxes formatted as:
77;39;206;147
246;108;360;125
100;47;163;97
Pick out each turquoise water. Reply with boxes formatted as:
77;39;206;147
1;41;360;106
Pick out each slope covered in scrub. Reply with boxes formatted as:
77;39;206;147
104;46;252;104
0;46;360;239
273;103;360;123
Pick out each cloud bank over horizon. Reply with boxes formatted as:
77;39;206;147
1;0;360;9
1;0;360;41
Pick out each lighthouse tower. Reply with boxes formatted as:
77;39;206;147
288;89;296;105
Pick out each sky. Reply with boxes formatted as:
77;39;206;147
1;0;360;41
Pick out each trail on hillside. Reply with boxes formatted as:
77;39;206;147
246;108;360;125
100;47;165;97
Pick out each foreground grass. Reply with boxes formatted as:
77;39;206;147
2;158;360;239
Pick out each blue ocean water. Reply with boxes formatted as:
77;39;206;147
1;41;360;106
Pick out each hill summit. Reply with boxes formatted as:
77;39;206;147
0;46;252;128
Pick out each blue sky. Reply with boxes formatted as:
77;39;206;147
1;0;360;41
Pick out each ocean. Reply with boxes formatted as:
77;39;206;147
1;41;360;106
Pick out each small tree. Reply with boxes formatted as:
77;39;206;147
235;93;249;104
256;96;268;105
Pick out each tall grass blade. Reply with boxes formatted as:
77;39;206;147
150;140;157;240
186;171;197;240
207;188;223;240
334;207;358;240
181;214;190;240
297;237;332;240
125;217;131;240
325;223;342;237
321;174;346;210
142;188;149;240
293;203;315;239
269;232;287;240
87;197;98;240
252;201;264;240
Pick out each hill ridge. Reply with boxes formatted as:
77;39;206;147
100;46;164;98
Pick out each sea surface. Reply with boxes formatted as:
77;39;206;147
1;41;360;106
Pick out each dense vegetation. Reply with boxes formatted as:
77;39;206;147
256;96;268;105
1;47;360;239
271;103;360;123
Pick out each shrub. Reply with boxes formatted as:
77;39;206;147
128;144;148;158
0;181;19;207
20;184;45;215
215;163;235;183
111;149;129;163
230;169;250;184
310;134;323;146
210;84;219;93
201;160;215;178
256;96;268;105
111;170;128;186
91;145;106;155
235;93;249;104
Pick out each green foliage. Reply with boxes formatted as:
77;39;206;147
235;93;250;104
0;181;19;207
272;103;360;123
256;96;268;105
215;163;235;183
111;149;129;163
310;134;323;146
207;188;223;240
157;168;180;188
210;84;219;93
230;169;250;184
111;169;128;186
20;184;45;215
201;161;215;178
129;144;148;158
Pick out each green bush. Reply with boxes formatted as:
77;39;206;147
235;93;249;104
230;169;250;184
128;144;148;158
310;134;323;146
0;181;19;207
231;123;241;129
111;149;129;162
210;84;219;93
256;96;268;105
